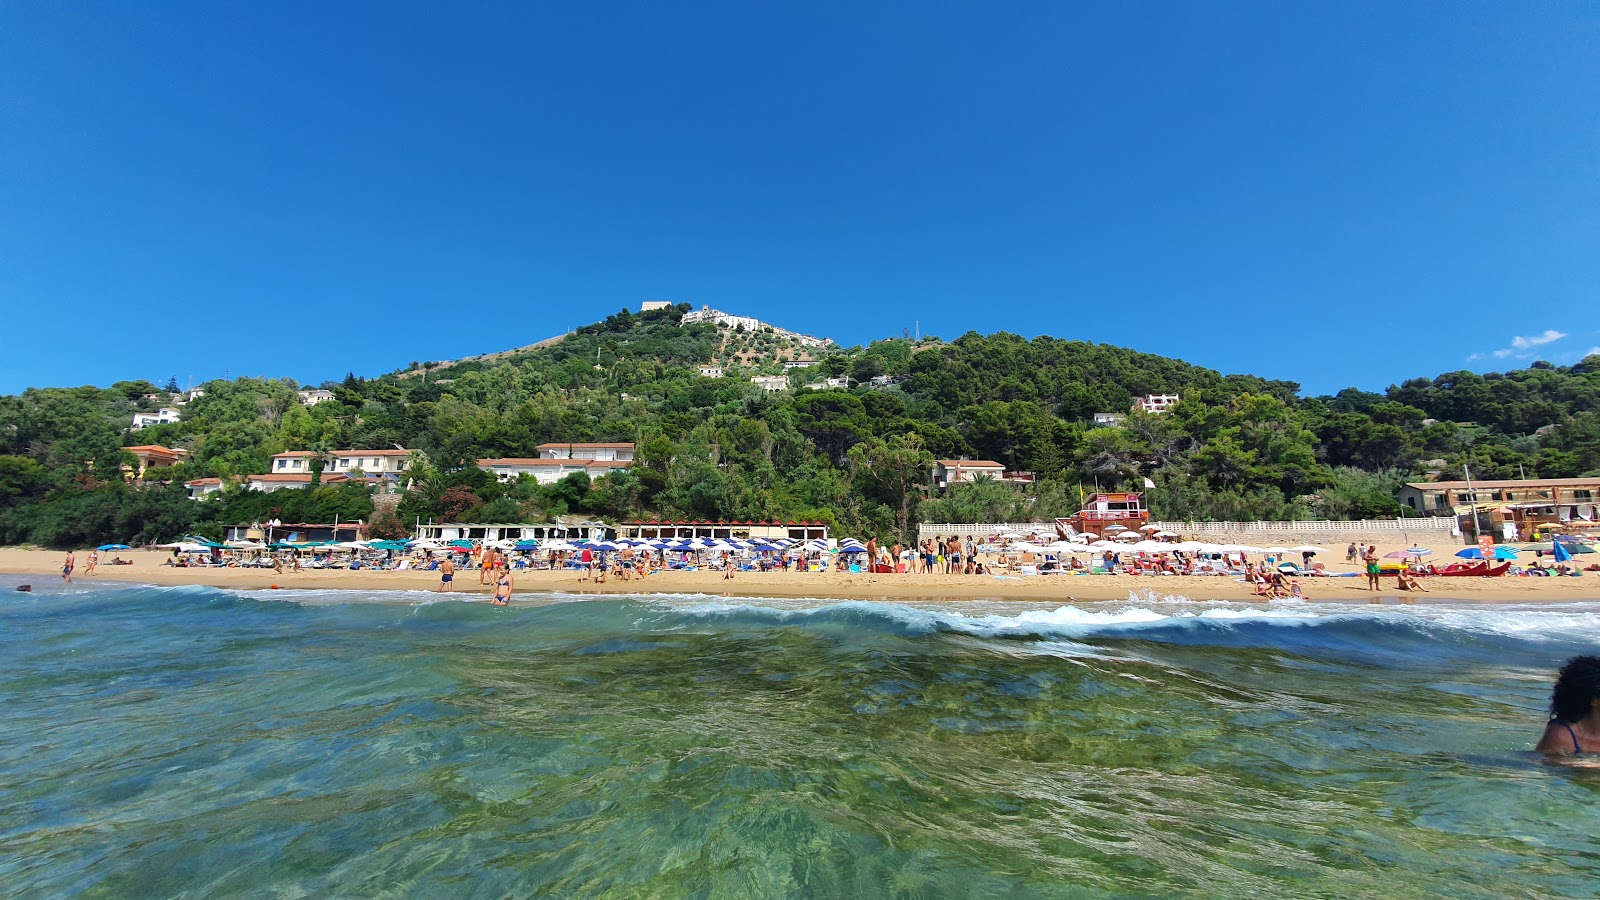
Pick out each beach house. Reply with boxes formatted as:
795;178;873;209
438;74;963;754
750;376;789;392
297;389;335;406
1399;476;1600;539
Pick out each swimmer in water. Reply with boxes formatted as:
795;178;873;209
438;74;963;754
1536;655;1600;755
491;570;512;605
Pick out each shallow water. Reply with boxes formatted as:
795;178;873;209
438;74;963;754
3;576;1600;897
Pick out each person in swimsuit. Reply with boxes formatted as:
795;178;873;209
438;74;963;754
437;558;456;592
1363;545;1380;591
85;550;99;576
491;570;512;605
1537;655;1600;755
62;551;75;584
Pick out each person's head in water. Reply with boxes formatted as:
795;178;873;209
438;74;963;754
1550;655;1600;723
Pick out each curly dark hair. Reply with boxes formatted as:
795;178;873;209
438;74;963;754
1550;655;1600;723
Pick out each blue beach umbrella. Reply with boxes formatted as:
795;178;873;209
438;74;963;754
1553;541;1574;563
97;543;131;551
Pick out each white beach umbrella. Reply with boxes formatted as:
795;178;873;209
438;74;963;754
1260;546;1291;555
1073;532;1097;541
1115;532;1140;541
1288;545;1330;555
1139;523;1161;532
1155;530;1179;538
1131;540;1170;553
1104;524;1128;533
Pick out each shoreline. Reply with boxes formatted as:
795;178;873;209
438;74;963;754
5;547;1595;605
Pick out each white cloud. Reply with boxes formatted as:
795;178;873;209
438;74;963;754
1488;329;1567;360
1512;329;1567;350
1466;352;1485;361
1588;347;1600;358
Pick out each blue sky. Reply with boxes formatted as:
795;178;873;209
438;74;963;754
2;2;1596;396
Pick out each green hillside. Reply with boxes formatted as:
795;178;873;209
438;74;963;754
3;302;1598;548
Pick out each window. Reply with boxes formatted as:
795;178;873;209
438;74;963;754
1576;490;1594;501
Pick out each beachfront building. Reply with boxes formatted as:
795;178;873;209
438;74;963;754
750;375;789;392
297;389;335;406
698;366;724;378
123;444;188;480
477;457;633;484
269;449;411;477
783;359;818;369
1092;412;1126;427
640;300;673;312
1399;476;1600;539
414;519;611;544
1134;394;1180;413
185;477;224;499
1062;492;1150;533
131;408;181;430
617;519;830;543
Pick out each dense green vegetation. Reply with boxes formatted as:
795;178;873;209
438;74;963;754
3;303;1598;548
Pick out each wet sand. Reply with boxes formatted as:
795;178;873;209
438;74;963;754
5;546;1595;604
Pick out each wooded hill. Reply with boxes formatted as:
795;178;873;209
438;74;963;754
2;302;1597;548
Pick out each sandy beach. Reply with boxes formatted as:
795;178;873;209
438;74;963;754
4;543;1595;604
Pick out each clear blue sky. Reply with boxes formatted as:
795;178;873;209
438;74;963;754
2;2;1597;396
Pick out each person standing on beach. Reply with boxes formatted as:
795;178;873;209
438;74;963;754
490;568;512;605
1363;545;1380;591
62;550;75;584
438;557;456;592
85;550;99;577
1346;542;1358;563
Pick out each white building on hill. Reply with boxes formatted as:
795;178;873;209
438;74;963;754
679;305;833;349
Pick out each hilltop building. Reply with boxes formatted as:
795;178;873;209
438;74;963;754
679;305;833;349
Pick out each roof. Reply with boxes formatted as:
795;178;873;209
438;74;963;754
247;473;358;483
936;459;1004;468
479;458;633;468
271;449;410;458
185;477;222;486
125;445;188;455
536;442;635;449
1405;477;1600;491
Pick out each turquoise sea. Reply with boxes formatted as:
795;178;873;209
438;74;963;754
4;574;1600;897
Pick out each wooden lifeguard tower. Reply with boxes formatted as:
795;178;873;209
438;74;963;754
1057;492;1150;536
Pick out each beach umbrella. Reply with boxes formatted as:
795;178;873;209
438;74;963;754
1139;524;1161;532
1114;531;1140;541
1104;524;1128;533
1556;541;1593;555
1155;530;1179;538
1073;532;1097;541
97;543;131;551
1261;546;1291;555
447;540;475;549
1383;549;1431;559
1288;545;1330;555
513;540;540;551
